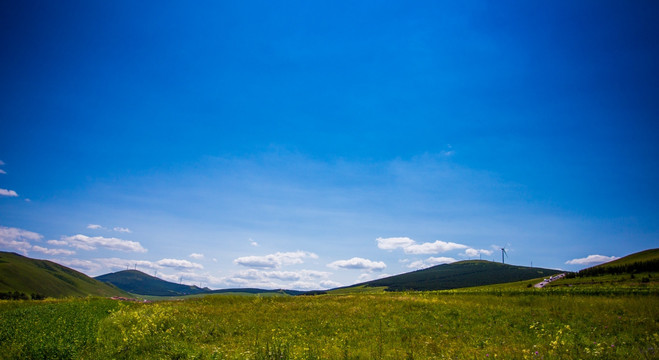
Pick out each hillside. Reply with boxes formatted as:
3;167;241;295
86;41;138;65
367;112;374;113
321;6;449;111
0;251;129;299
96;270;307;297
579;248;659;275
555;248;659;288
96;270;209;296
340;260;563;291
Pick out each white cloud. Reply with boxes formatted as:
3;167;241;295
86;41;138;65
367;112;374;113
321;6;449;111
464;248;494;257
319;280;343;289
58;234;147;253
376;237;468;254
405;241;468;254
327;257;386;271
0;225;43;255
407;256;457;269
220;268;333;290
565;255;619;265
31;245;76;256
165;271;223;287
189;253;204;259
113;227;132;233
0;188;18;197
0;225;43;242
249;238;259;247
157;258;203;269
87;224;103;230
95;258;160;272
0;169;6;174
376;237;415;250
55;258;102;273
47;239;68;246
234;251;318;269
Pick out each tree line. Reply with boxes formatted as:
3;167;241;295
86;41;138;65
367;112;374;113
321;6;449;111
0;291;46;300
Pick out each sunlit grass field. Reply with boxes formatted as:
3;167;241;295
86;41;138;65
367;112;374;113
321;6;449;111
1;289;657;359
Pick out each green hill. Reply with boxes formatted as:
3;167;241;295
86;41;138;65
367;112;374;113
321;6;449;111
95;270;210;296
96;270;307;297
337;260;562;292
0;251;129;299
581;248;659;274
558;248;659;288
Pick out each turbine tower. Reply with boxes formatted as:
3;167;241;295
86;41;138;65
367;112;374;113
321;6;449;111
501;248;508;264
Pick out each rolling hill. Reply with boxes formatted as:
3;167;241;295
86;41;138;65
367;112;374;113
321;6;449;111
0;251;129;298
555;248;659;288
577;248;659;276
95;270;210;297
339;260;563;292
96;269;306;297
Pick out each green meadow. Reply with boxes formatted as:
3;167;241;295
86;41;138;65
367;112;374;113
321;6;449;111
1;289;657;359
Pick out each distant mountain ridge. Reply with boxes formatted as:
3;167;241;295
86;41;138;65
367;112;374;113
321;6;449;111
0;251;129;298
95;270;209;297
95;270;307;296
343;260;563;291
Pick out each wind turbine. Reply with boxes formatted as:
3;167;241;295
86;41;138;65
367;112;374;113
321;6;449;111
501;248;508;264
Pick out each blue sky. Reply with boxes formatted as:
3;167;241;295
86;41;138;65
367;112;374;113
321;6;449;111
1;1;657;290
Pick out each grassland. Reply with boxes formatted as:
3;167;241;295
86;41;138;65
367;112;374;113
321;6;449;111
0;252;128;299
1;288;657;359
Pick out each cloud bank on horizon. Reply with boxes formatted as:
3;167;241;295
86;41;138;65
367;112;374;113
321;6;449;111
0;224;632;289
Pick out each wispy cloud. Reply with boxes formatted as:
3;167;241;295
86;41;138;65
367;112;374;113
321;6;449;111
376;237;415;250
407;256;457;269
565;255;619;265
189;253;204;259
54;234;147;253
157;258;203;269
95;257;160;272
0;188;18;197
55;258;103;273
0;169;6;175
249;238;259;247
31;245;76;256
464;248;494;257
234;251;318;269
87;224;104;230
376;237;468;255
221;268;333;289
0;225;42;254
113;227;132;233
327;257;386;271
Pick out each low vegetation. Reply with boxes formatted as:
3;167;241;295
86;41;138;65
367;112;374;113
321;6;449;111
1;249;656;359
1;288;657;359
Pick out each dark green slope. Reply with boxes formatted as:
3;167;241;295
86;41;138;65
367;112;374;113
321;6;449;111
96;270;307;297
0;251;129;298
350;260;562;291
96;270;209;296
572;248;659;278
592;248;658;269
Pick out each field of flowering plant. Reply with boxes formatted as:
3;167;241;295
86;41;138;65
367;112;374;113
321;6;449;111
0;291;657;359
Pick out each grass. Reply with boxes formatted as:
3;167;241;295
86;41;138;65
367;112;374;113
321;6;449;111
0;252;128;298
1;290;657;359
